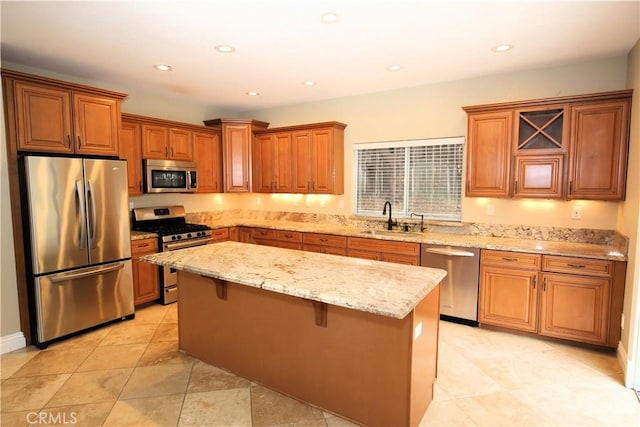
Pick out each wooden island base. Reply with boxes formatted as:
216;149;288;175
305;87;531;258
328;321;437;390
177;271;440;427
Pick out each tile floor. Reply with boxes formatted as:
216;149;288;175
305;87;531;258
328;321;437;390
0;303;638;426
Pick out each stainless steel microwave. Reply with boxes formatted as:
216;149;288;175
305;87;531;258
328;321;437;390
143;159;198;193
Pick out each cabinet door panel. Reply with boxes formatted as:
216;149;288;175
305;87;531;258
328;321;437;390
479;266;538;332
169;128;193;161
223;124;252;192
513;155;563;199
15;82;73;153
312;128;334;193
120;120;143;195
292;131;312;193
466;111;513;197
194;131;222;193
73;94;119;156
253;134;275;192
142;125;169;159
539;273;610;345
274;133;293;192
568;101;630;200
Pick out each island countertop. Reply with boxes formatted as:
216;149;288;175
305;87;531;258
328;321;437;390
142;241;446;319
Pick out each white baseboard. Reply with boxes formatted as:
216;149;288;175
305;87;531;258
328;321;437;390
1;332;26;354
618;341;634;388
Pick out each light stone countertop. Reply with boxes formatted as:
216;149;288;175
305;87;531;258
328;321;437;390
142;241;447;319
199;219;626;261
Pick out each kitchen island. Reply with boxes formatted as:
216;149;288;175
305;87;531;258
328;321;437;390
143;241;446;426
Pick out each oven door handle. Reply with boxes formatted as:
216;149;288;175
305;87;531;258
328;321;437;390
164;237;214;250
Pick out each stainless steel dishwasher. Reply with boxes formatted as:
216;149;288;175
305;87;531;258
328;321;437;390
421;244;480;325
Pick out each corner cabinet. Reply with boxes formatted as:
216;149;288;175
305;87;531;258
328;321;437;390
203;118;270;192
2;70;125;156
463;90;632;200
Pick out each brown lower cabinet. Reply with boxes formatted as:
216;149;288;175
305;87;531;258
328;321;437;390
347;237;420;266
479;249;625;347
302;233;347;256
131;238;160;306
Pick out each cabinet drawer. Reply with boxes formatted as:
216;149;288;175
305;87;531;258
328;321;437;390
131;238;158;255
347;237;420;256
303;233;347;248
276;230;303;243
303;244;347;256
252;228;277;240
481;250;541;270
542;255;613;278
210;227;229;242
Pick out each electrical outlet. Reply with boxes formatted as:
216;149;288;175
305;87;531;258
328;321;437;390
571;206;582;220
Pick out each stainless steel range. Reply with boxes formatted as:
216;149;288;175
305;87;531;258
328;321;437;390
132;206;212;304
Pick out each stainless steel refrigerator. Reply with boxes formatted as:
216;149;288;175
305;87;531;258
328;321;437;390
22;155;134;348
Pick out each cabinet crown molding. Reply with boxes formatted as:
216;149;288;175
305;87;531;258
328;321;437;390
122;112;216;132
462;89;632;113
203;118;270;129
253;121;348;134
1;68;127;100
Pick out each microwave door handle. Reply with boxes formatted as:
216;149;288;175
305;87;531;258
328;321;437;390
75;180;87;249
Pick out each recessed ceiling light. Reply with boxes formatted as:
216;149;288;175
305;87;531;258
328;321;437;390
321;12;339;24
303;81;317;86
387;65;402;71
153;64;173;72
491;44;514;53
246;91;260;96
215;45;235;53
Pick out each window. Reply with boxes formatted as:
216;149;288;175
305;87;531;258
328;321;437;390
354;137;464;221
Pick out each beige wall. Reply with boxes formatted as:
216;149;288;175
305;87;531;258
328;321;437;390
619;39;640;377
240;56;628;229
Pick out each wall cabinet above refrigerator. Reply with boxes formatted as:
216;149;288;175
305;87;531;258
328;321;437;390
2;69;126;157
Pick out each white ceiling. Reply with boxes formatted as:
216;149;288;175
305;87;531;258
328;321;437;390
1;1;639;112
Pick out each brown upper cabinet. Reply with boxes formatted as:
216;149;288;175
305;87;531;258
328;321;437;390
2;70;125;156
463;90;632;200
141;124;193;161
255;122;346;195
203;118;270;192
193;131;223;193
253;132;293;193
121;113;220;195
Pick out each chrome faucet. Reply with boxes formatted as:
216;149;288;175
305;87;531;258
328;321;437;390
382;201;394;230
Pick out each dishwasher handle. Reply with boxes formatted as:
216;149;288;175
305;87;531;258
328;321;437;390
424;247;477;257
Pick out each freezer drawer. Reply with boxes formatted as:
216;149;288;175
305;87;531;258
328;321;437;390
34;260;134;344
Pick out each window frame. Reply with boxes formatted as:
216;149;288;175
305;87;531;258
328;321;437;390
352;136;465;222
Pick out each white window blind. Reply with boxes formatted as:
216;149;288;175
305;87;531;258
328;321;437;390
354;137;464;221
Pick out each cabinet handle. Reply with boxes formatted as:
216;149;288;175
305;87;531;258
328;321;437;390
138;181;142;192
466;181;470;193
567;263;586;269
543;277;547;291
308;181;311;191
569;180;573;195
67;135;72;148
164;146;169;157
171;147;174;157
76;135;81;150
284;234;293;238
319;238;328;242
514;180;518;194
501;257;518;262
533;275;537;289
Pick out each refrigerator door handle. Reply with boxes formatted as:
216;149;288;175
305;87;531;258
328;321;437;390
49;262;125;283
86;180;97;249
75;180;87;249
